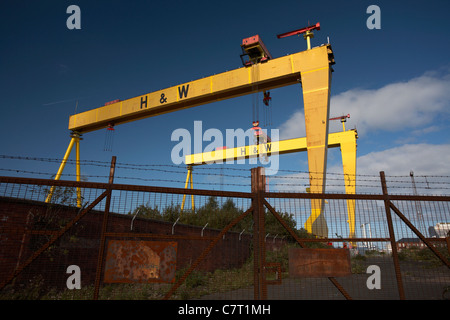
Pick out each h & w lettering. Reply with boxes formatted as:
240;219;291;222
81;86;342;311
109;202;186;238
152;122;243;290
141;96;148;109
178;85;190;99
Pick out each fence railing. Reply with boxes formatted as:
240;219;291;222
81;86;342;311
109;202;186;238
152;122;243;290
0;160;449;300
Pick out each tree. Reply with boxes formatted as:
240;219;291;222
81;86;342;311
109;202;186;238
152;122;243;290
127;196;321;245
130;204;162;220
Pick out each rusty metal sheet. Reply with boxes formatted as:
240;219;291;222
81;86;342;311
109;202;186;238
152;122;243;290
104;240;177;283
288;248;351;278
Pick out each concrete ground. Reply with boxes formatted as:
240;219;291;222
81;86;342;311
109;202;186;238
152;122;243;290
198;256;450;300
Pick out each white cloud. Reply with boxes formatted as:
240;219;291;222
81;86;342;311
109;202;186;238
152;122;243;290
274;70;450;194
327;143;450;194
328;70;450;135
352;143;450;176
271;143;450;194
279;110;306;140
279;69;450;138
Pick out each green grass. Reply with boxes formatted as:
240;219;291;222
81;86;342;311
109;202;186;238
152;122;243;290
173;261;254;299
1;262;255;300
398;245;450;267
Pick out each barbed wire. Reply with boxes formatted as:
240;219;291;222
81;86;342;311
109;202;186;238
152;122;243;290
0;168;250;188
2;168;449;194
1;154;449;193
0;155;247;170
2;153;449;176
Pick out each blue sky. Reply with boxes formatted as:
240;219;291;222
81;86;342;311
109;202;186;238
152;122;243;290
1;0;450;195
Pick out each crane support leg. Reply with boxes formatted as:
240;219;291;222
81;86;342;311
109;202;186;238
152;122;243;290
190;167;194;211
181;165;194;214
45;132;83;207
341;138;357;243
75;136;82;207
302;65;332;238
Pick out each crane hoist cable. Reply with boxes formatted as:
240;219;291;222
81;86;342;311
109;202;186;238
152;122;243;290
102;99;120;152
240;35;272;131
103;123;115;152
251;63;260;125
263;90;272;128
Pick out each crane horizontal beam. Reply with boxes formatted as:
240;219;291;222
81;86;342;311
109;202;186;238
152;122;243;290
277;22;321;39
184;128;358;239
185;129;357;165
68;44;335;133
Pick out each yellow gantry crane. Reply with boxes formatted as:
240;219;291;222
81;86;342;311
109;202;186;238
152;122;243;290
47;23;351;238
182;125;358;239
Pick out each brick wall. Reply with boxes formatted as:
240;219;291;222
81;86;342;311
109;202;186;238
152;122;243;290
0;197;286;290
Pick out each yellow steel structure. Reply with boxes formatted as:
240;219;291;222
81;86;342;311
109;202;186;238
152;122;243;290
181;165;195;214
183;129;358;239
68;44;334;134
45;132;83;207
304;30;315;50
184;130;356;166
49;42;335;233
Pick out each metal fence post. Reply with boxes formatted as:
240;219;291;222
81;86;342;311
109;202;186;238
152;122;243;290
93;156;116;300
380;171;405;300
251;167;266;300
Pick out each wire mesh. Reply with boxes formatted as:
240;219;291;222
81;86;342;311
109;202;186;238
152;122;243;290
0;163;449;300
0;178;257;300
263;194;449;300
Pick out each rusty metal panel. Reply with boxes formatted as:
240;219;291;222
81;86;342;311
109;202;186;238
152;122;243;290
104;240;177;283
288;248;351;278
